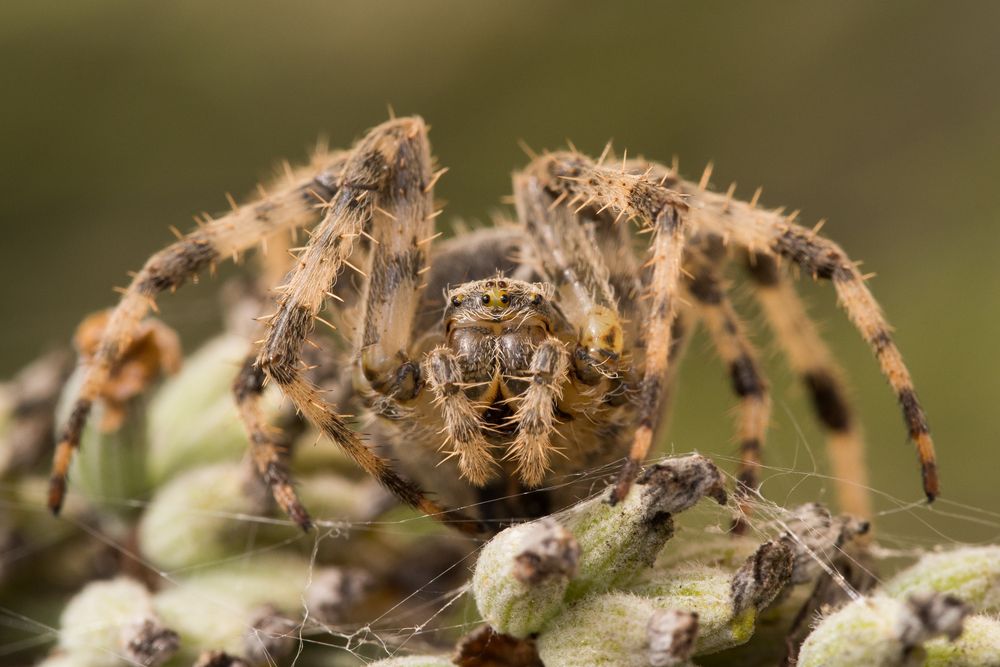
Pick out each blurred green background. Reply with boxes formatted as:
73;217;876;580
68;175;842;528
1;1;998;547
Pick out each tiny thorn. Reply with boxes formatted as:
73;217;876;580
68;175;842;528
373;205;398;221
343;259;368;277
547;191;569;211
596;140;614;165
516;139;538;160
314;315;337;332
417;231;443;246
424;167;449;193
698;162;714;191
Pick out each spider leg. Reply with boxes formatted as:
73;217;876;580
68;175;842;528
521;153;690;504
233;354;311;530
422;346;496;485
685;247;771;531
505;337;572;487
689;189;938;502
745;250;872;519
624;158;937;504
48;151;348;514
513;174;624;385
257;117;484;534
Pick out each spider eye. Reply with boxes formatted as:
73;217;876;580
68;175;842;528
531;294;543;306
499;293;509;304
481;294;491;305
450;296;461;307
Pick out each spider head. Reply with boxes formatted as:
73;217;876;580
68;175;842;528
444;278;557;331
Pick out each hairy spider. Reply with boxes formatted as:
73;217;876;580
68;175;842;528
48;116;938;534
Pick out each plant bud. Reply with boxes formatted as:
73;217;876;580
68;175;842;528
138;462;268;570
923;614;1000;666
59;368;152;515
147;334;279;484
473;517;580;638
473;455;726;639
798;592;970;667
537;539;793;665
58;577;178;667
885;546;1000;612
154;553;368;663
561;454;727;600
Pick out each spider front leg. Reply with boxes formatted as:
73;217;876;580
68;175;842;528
521;153;690;504
48;150;348;514
506;337;571;487
422;347;496;486
258;118;484;533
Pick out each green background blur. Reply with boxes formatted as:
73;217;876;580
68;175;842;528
2;1;998;546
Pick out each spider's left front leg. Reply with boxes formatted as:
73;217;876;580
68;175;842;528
259;118;483;534
522;153;691;504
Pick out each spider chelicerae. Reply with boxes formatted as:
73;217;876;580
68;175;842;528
48;116;937;534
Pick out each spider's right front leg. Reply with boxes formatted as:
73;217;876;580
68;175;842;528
422;347;495;486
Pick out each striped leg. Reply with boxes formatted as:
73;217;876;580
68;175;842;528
506;338;572;486
745;251;872;519
257;117;484;534
233;354;311;530
48;150;348;514
514;173;624;386
519;152;690;504
691;199;938;502
685;253;771;531
624;157;937;505
422;346;496;486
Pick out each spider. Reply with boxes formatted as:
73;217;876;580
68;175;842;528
48;116;938;534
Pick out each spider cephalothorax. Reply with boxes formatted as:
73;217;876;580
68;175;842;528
49;116;938;535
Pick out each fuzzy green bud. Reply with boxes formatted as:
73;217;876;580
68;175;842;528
154;552;368;663
473;517;580;638
885;546;1000;612
537;539;792;665
147;334;279;484
58;577;178;667
473;455;726;638
138;462;268;570
561;454;727;600
924;614;1000;666
59;369;152;515
798;593;970;667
